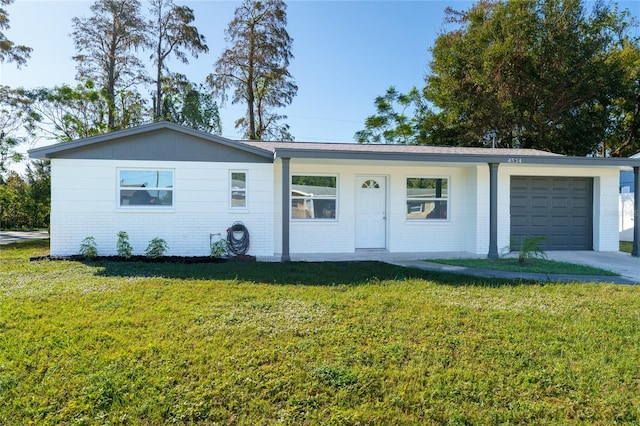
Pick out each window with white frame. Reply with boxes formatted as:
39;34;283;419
406;177;448;220
119;169;174;207
291;175;337;219
230;171;247;208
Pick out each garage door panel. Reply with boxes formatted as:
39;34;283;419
552;179;570;190
511;196;528;209
511;177;592;250
511;215;528;227
531;178;551;190
551;197;569;208
569;216;589;227
571;198;589;209
531;215;550;226
571;180;590;191
531;196;550;208
550;216;569;227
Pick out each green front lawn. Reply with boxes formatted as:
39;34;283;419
1;240;639;424
620;241;633;253
427;257;618;276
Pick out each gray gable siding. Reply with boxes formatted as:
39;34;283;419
28;122;274;163
41;128;272;163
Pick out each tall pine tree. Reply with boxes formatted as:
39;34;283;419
147;0;208;120
209;0;297;141
71;0;147;131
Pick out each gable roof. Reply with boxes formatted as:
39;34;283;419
241;140;640;167
28;122;640;168
28;121;274;163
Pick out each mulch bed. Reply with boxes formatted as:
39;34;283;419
29;255;256;264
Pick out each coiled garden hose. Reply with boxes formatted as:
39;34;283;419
227;222;250;255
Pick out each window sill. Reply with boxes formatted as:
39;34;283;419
405;219;450;224
291;219;339;223
117;207;176;214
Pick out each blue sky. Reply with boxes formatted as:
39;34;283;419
1;0;639;150
1;0;480;147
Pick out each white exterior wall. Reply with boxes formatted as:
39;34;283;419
271;161;620;257
499;165;620;252
620;193;634;242
50;157;621;258
273;160;484;255
50;159;274;256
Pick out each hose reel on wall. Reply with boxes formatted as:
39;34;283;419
227;222;250;255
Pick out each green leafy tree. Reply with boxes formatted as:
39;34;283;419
601;9;640;157
147;0;208;120
28;80;147;142
23;160;50;229
162;76;222;134
423;0;639;156
355;86;429;144
0;161;50;230
0;86;36;175
209;0;297;141
71;0;147;131
0;0;31;67
0;171;28;229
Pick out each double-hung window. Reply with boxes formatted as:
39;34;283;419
119;169;174;207
291;175;337;219
230;171;247;209
406;177;448;220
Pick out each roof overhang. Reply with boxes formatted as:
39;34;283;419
272;147;640;168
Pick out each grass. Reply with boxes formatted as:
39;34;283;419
620;241;633;253
2;240;640;424
426;257;618;276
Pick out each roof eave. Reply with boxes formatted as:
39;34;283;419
272;148;640;167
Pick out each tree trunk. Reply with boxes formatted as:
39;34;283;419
247;31;257;140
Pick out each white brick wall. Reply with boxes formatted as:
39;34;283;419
50;159;274;256
620;193;634;242
50;158;621;258
274;160;482;255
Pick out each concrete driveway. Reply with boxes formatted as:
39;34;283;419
0;231;49;245
544;251;640;284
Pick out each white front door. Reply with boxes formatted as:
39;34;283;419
355;176;387;249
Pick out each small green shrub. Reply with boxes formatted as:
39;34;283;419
145;237;168;259
210;239;228;258
516;235;547;266
79;236;98;259
116;231;133;258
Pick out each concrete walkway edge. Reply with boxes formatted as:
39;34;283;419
390;260;639;285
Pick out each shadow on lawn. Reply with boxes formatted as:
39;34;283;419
91;260;532;287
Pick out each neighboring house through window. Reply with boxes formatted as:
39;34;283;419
291;175;337;219
406;177;448;220
119;169;174;207
231;171;247;208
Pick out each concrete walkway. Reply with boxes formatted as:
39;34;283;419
262;250;640;285
391;259;638;285
391;250;640;284
0;231;49;245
